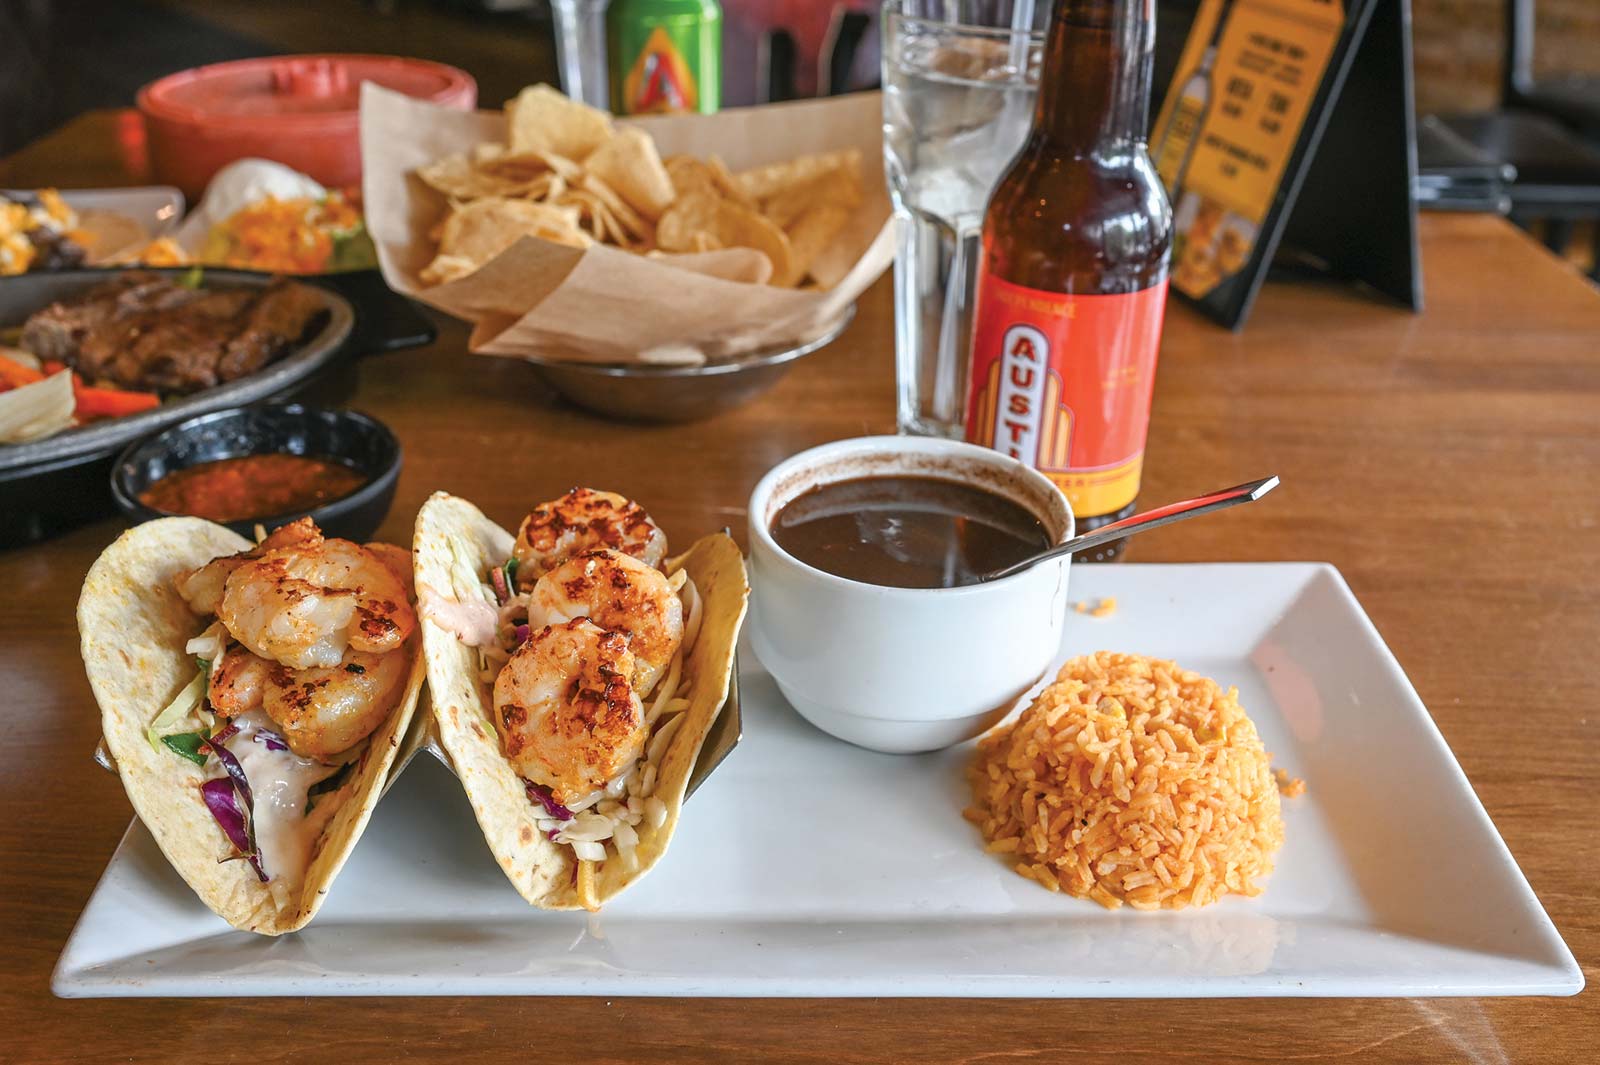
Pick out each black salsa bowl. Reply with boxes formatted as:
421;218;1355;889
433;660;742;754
110;403;402;543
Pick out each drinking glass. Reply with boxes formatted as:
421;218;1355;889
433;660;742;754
882;0;1047;438
552;0;611;110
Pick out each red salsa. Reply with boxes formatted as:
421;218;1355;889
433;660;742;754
140;454;366;523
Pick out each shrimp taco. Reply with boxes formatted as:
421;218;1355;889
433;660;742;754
414;488;747;911
79;516;426;935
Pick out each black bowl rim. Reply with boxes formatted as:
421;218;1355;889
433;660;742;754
516;304;855;380
0;267;354;475
109;402;402;530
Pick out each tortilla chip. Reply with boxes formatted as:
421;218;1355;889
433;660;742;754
556;189;620;245
724;207;795;285
480;149;583;182
560;188;653;247
422;198;590;284
664;156;711;200
417;154;487;198
413;492;747;910
522;173;560;202
656;190;721;252
736;149;862;203
665;154;752;207
784;203;852;286
79;518;426;935
559;191;606;242
760;166;863;230
418;253;481;287
657;191;795;283
418;153;551;200
707;157;752;204
576;173;653;242
583;128;675;221
505;84;614;161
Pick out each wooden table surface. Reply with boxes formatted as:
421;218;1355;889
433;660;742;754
2;113;1596;1063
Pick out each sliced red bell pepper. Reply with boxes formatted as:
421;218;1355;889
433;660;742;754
0;357;45;389
72;384;160;417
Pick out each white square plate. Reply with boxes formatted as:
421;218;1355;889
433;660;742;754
54;563;1582;998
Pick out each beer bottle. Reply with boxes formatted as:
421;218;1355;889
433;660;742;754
965;0;1172;562
607;0;723;116
1151;0;1232;192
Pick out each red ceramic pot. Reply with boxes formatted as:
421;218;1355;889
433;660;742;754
139;54;476;200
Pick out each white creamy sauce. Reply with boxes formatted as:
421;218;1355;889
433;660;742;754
418;583;500;647
219;710;348;896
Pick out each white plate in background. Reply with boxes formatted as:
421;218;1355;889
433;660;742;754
4;186;184;263
53;563;1582;998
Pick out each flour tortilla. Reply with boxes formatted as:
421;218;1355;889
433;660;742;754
413;491;747;909
78;517;426;935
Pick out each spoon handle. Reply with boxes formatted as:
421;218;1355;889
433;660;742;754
985;475;1280;581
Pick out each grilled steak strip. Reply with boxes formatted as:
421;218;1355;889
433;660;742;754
15;272;325;395
217;279;329;382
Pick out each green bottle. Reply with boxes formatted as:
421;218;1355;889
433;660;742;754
606;0;722;116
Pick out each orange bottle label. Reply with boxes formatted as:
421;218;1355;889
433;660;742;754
966;272;1168;518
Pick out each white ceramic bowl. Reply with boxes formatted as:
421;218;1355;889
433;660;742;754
747;436;1074;753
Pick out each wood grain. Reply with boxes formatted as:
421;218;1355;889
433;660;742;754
1;114;1596;1064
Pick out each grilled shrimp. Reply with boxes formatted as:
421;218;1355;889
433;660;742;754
261;648;409;756
174;517;323;616
208;643;409;756
527;548;683;696
364;541;416;599
493;618;645;805
218;537;417;670
512;488;667;588
208;643;270;718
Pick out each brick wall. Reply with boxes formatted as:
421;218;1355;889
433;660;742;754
1413;0;1600;114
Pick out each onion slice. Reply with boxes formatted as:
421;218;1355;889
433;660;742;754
0;369;74;444
183;621;228;662
571;840;606;862
0;345;42;372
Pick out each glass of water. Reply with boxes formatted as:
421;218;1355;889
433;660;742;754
551;0;611;110
882;0;1047;438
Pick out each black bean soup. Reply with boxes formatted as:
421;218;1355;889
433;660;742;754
771;475;1051;589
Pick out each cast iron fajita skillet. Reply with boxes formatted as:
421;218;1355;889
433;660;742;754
0;267;433;547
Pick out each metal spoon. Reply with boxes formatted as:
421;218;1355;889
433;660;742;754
982;475;1280;582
